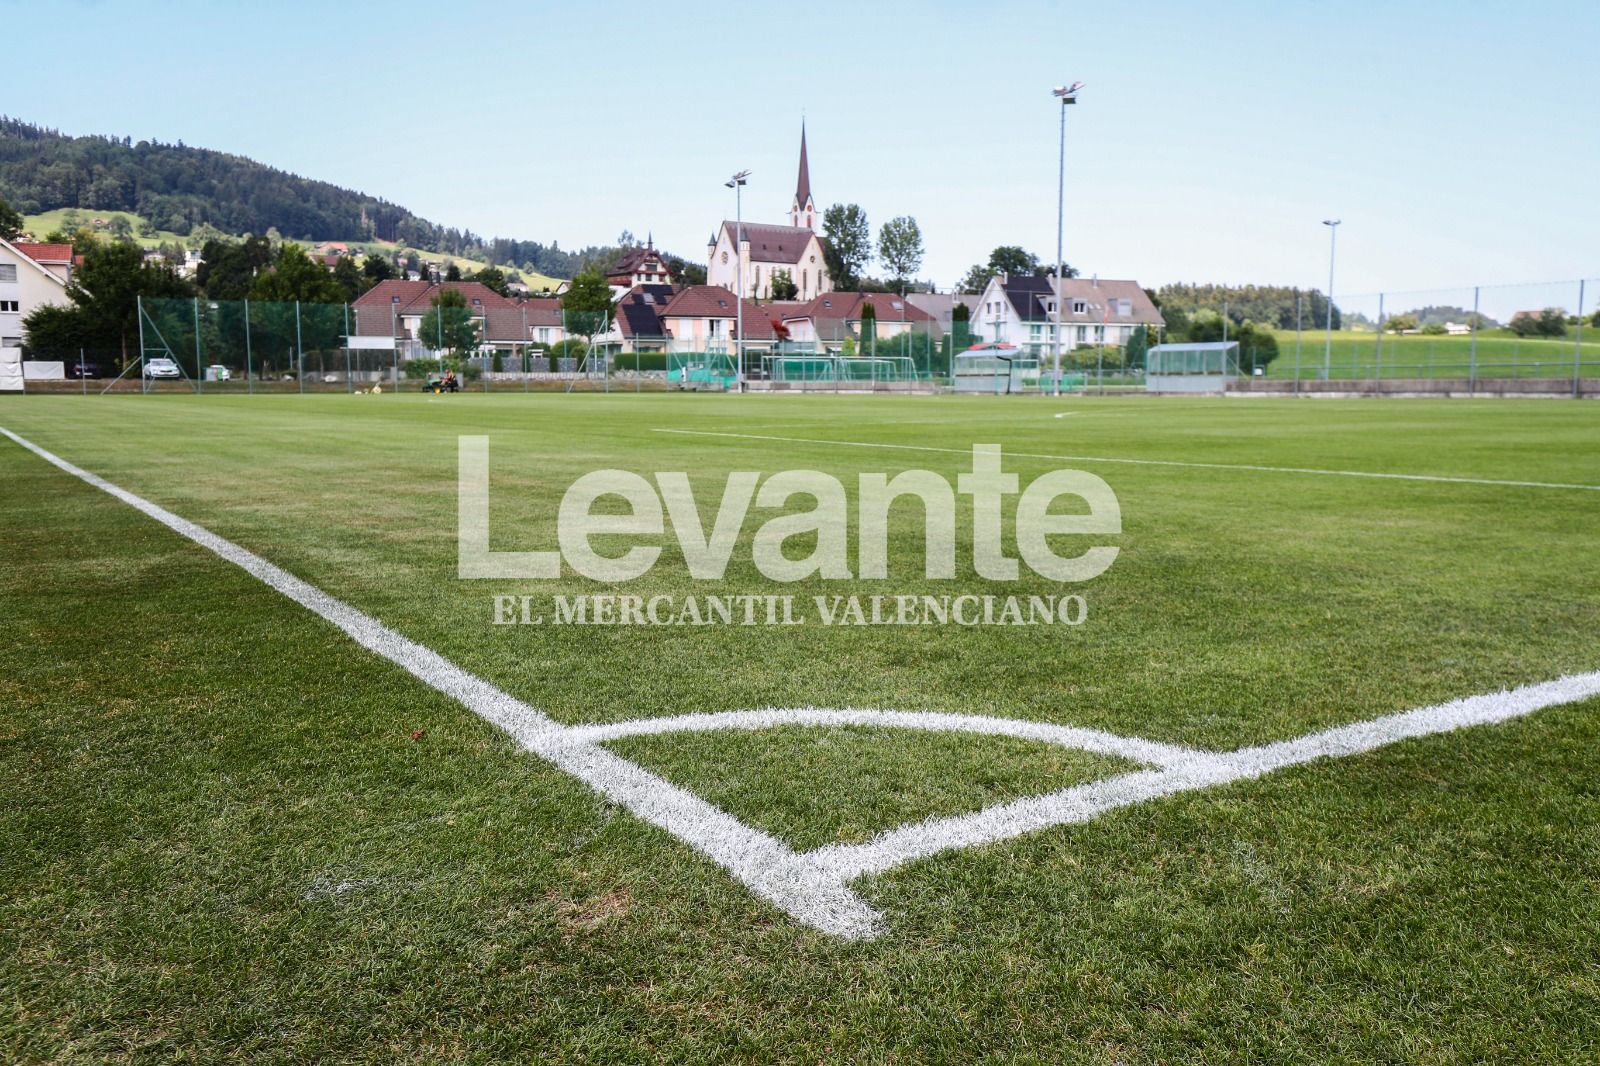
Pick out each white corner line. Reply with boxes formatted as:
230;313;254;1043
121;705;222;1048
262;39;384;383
7;425;1598;942
649;428;1600;492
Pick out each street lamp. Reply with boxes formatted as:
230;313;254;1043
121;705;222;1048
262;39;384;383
1321;219;1340;381
726;169;751;390
1051;82;1082;397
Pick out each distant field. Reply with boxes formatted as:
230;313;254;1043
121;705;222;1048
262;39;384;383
18;208;566;292
1264;328;1600;379
3;393;1598;1061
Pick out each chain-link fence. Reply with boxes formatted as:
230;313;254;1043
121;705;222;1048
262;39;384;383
11;281;1596;396
1164;279;1596;396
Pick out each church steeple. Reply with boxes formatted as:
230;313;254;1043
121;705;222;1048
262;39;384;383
790;121;816;231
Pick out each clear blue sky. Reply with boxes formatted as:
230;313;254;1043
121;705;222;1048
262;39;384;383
8;0;1597;299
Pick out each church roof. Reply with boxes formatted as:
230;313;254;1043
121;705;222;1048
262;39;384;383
719;221;817;265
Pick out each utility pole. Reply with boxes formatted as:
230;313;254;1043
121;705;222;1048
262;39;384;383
1051;82;1082;397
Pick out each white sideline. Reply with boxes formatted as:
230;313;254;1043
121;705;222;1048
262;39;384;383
650;428;1600;492
7;424;1599;941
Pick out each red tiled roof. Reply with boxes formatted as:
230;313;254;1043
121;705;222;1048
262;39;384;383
15;242;74;264
782;291;936;326
524;297;563;328
661;285;742;318
351;279;519;313
660;286;782;341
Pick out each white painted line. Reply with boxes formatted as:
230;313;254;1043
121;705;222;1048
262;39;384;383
1;426;880;940
650;428;1600;492
566;706;1205;769
803;670;1600;882
8;424;1599;941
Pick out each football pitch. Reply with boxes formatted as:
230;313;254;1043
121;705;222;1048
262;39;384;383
3;392;1598;1062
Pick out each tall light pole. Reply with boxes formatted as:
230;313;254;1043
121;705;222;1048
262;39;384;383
727;169;750;391
1321;219;1340;381
1051;82;1082;397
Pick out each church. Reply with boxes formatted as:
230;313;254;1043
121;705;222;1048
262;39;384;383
705;125;832;301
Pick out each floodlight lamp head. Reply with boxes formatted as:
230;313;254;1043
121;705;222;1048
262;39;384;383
1053;81;1084;102
726;169;751;188
1322;218;1341;227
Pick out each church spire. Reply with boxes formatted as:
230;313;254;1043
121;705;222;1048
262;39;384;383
790;120;816;231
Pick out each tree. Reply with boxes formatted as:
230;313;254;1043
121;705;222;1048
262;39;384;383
0;195;22;241
22;238;192;359
822;203;871;290
418;288;480;356
445;262;462;282
1509;308;1567;338
1383;314;1419;333
958;246;1074;293
108;215;134;240
768;269;798;301
559;269;614;354
1125;324;1150;369
196;235;273;299
858;300;877;355
362;255;395;285
249;243;346;304
1420;321;1447;336
877;216;924;294
472;265;509;296
332;256;363;302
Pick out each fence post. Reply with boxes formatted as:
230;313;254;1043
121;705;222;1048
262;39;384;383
1293;290;1303;395
295;300;304;395
192;294;204;393
1574;279;1586;399
344;303;353;393
244;299;254;395
1375;293;1384;381
1469;287;1479;396
137;294;147;395
80;347;86;396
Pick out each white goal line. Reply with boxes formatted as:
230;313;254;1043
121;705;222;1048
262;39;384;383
5;424;1597;941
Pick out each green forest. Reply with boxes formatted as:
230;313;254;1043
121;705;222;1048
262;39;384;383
0;117;607;279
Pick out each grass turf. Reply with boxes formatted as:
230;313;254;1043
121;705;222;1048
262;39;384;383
2;392;1598;1062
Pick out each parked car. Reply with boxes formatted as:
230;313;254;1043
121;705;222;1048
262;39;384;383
144;358;181;380
67;360;102;379
205;364;232;382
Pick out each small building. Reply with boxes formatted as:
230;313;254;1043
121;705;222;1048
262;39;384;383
1145;341;1239;393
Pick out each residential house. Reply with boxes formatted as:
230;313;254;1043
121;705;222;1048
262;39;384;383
606;240;672;295
524;298;565;348
611;284;675;353
780;291;937;350
971;275;1163;352
906;291;979;335
0;238;73;352
351;279;526;358
657;285;784;353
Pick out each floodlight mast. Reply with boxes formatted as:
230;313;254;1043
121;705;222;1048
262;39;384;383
1051;82;1082;396
727;170;751;390
1321;219;1340;381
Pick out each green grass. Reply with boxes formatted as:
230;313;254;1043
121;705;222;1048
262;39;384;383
1265;327;1600;379
3;393;1598;1061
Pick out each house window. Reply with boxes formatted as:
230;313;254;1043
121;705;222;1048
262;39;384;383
0;300;17;313
392;295;400;303
1072;300;1086;314
0;264;16;283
